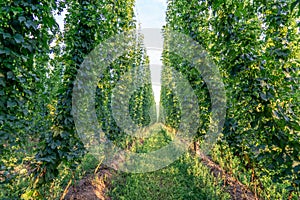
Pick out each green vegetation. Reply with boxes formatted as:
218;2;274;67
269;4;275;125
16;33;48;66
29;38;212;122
1;0;299;199
110;153;230;200
1;0;155;198
160;0;300;199
109;127;230;200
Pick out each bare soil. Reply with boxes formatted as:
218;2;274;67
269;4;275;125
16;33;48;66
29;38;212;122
195;148;259;200
63;124;258;200
63;167;113;200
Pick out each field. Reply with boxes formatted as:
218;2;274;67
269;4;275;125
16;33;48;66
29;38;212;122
1;0;299;199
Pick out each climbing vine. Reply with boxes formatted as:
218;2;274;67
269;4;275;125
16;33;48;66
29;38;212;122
29;0;155;198
0;0;59;198
161;0;300;198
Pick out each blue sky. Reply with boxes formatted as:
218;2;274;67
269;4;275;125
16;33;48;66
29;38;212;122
135;0;166;28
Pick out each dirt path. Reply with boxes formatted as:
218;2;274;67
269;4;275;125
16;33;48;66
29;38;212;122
64;153;258;200
63;167;113;200
195;148;258;200
163;123;258;200
63;124;258;200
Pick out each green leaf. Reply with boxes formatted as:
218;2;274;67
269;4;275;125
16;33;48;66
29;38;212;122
25;20;36;29
290;121;300;131
7;100;17;108
18;16;26;23
294;164;300;173
22;43;33;52
291;0;300;12
14;34;24;44
7;71;14;79
0;48;11;55
259;92;268;101
272;110;280;119
2;32;11;39
0;78;5;87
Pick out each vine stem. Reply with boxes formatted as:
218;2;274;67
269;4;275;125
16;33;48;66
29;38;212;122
60;174;74;200
94;157;105;175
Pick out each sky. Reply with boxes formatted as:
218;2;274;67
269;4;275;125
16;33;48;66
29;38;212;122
135;0;166;106
54;0;167;106
135;0;166;28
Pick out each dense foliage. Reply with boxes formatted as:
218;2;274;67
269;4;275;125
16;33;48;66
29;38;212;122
1;0;299;199
160;0;300;198
0;0;60;198
1;0;155;198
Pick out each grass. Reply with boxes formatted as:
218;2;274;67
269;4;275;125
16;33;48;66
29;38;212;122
109;153;231;200
211;142;300;200
108;124;231;200
4;123;231;199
